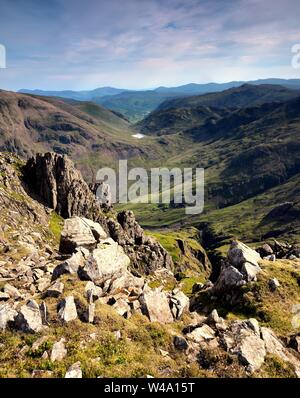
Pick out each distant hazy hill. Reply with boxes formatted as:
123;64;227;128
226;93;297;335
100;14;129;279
19;79;300;122
18;87;127;101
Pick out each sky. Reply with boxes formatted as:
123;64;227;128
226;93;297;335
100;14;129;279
0;0;300;91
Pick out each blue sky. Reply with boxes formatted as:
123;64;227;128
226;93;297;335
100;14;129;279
0;0;300;90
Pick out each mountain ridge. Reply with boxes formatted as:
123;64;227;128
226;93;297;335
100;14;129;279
19;79;300;122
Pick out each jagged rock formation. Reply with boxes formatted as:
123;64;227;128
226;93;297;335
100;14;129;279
108;211;174;275
24;152;106;221
181;309;300;376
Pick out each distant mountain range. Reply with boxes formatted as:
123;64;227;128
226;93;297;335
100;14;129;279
18;86;127;101
138;83;300;135
19;79;300;122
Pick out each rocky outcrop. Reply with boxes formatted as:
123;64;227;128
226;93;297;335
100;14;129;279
24;153;173;275
220;319;266;372
180;310;300;375
256;240;300;260
213;241;262;293
227;240;261;268
24;152;106;221
108;211;174;275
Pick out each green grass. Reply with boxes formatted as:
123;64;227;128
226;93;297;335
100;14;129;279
147;228;211;279
49;211;64;243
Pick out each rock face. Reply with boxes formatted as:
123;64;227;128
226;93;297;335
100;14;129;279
24;152;105;221
139;288;174;324
108;211;174;275
79;238;130;285
25;153;173;275
94;181;112;209
14;300;43;333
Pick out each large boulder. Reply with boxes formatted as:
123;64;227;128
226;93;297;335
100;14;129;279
46;281;64;298
241;262;261;282
237;333;266;371
108;272;145;295
78;238;130;285
169;290;190;319
14;300;43;333
227;240;261;268
213;241;262;292
59;217;106;254
139;288;173;324
186;324;216;343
